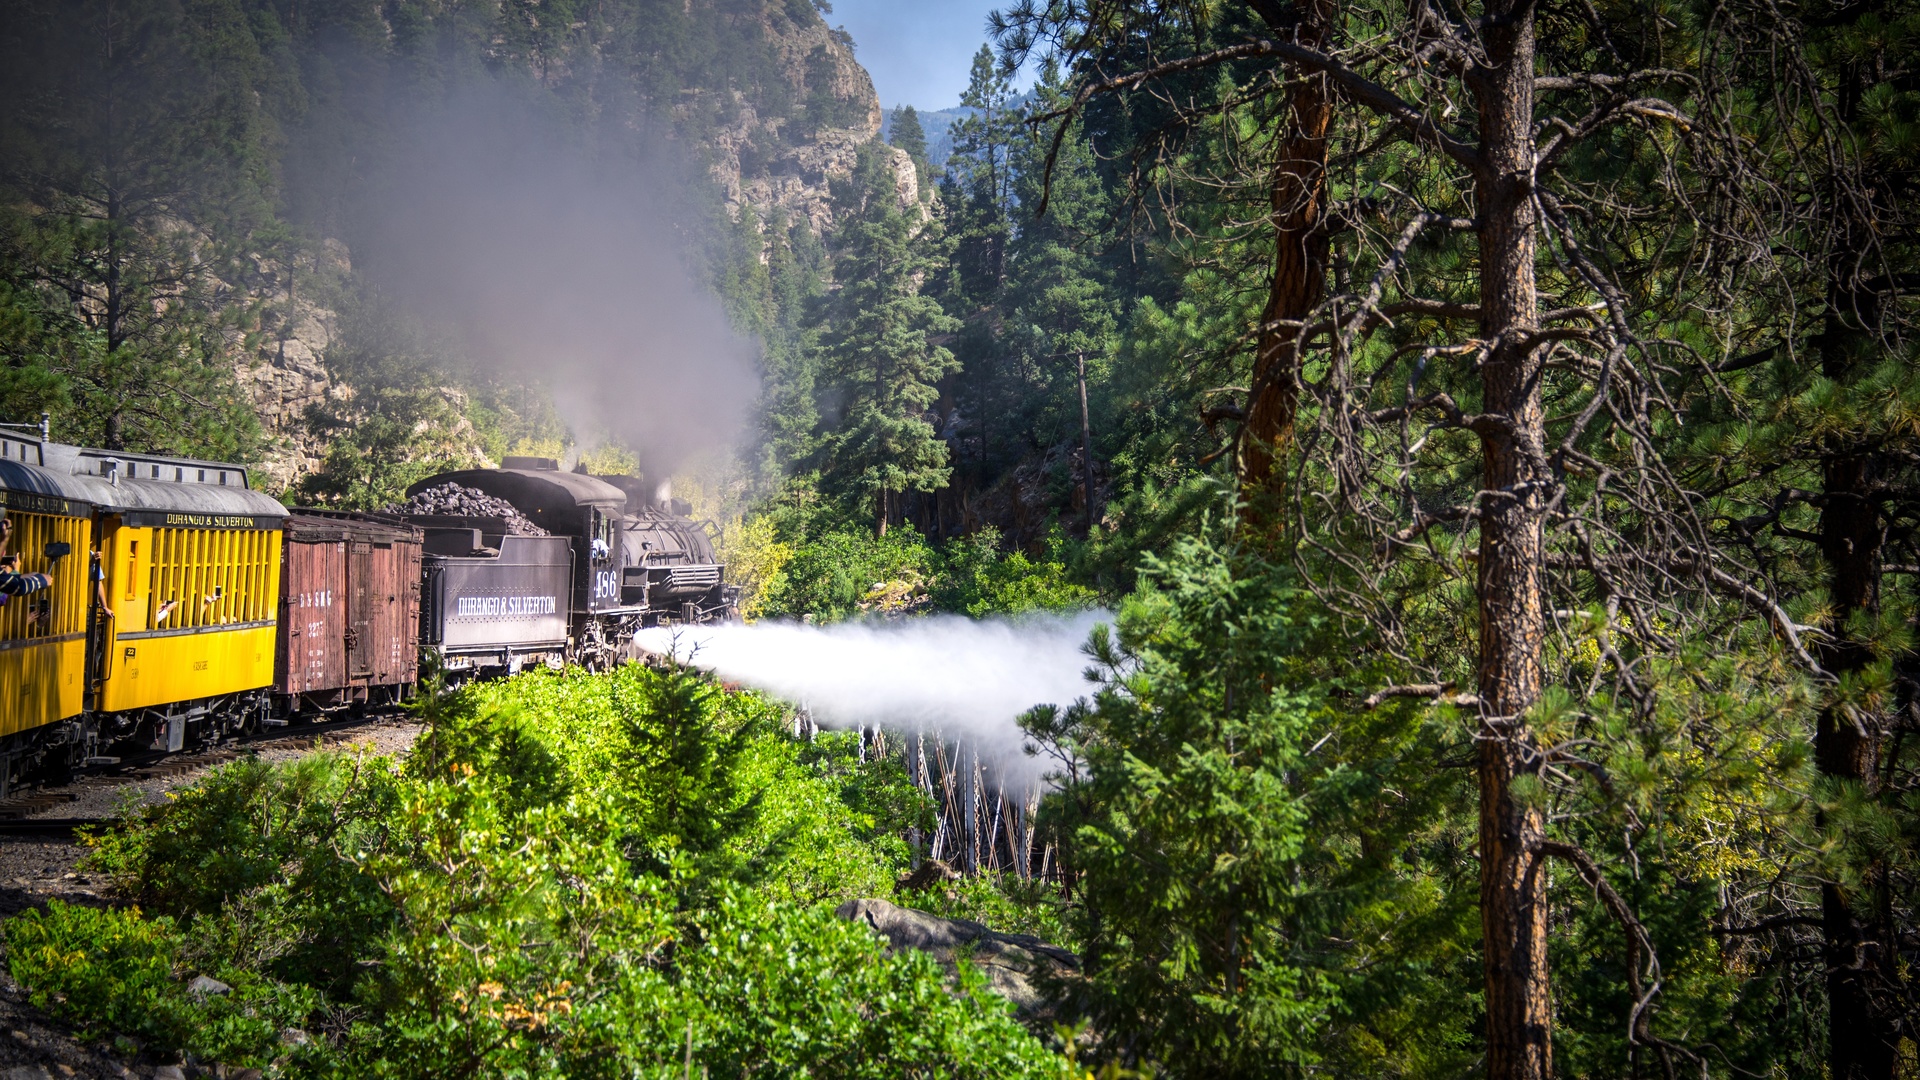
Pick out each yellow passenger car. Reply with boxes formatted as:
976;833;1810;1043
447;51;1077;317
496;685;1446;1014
0;427;287;769
0;487;91;740
98;509;284;718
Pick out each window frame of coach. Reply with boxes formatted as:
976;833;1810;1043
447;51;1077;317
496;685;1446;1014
0;492;92;739
94;509;283;716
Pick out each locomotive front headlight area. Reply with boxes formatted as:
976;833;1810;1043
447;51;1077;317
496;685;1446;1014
0;430;735;790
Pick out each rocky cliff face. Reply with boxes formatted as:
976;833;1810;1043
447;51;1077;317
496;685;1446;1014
230;240;352;491
224;0;914;492
700;6;919;233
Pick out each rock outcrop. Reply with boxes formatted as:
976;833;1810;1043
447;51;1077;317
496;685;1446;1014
835;898;1079;1017
954;439;1113;551
231;239;353;492
701;9;921;232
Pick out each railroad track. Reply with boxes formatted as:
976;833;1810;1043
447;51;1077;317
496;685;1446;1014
0;711;418;831
0;818;104;837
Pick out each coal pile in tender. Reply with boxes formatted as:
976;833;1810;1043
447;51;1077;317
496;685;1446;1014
388;484;549;535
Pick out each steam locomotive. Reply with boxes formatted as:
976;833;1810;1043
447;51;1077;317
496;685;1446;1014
0;429;733;792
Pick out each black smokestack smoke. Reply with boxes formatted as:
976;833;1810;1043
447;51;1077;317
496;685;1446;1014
351;83;760;474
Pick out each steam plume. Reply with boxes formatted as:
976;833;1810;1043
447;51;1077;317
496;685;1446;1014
635;611;1111;781
349;84;760;474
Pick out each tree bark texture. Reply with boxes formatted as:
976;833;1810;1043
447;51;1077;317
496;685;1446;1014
1239;0;1334;516
1077;351;1095;534
1473;4;1553;1078
1817;255;1899;1080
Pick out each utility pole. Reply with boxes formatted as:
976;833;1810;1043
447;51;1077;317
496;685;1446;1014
1077;351;1095;534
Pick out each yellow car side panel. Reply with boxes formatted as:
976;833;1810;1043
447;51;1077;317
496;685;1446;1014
0;509;91;738
99;625;280;713
96;525;283;713
0;637;85;739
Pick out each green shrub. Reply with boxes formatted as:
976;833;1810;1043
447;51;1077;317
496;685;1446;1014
756;524;1099;621
666;889;1068;1079
454;664;912;899
11;667;1074;1078
82;751;403;997
932;528;1099;617
5;901;322;1068
760;528;937;620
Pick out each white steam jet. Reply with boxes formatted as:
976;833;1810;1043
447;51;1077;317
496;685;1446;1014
633;610;1111;780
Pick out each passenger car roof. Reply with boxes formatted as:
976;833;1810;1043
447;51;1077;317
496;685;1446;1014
0;439;287;524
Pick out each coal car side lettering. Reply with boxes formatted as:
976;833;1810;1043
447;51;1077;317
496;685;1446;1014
454;594;559;618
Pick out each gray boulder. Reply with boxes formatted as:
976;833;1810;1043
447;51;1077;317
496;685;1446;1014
834;898;1078;1016
186;974;230;999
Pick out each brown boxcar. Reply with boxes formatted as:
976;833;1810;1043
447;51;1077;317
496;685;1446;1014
275;513;423;714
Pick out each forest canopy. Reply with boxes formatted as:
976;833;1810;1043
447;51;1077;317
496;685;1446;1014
0;0;1917;1078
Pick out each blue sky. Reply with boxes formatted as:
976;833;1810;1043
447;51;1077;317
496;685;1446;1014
825;0;1020;111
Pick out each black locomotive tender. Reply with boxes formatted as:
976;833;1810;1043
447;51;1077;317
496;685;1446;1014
404;457;736;678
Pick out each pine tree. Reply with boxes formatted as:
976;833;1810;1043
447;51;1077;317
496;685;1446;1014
1685;1;1920;1069
1000;3;1810;1076
946;46;1022;303
0;0;269;459
888;105;931;189
813;145;960;536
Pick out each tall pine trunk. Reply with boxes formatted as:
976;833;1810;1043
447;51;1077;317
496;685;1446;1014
1474;3;1553;1076
104;185;126;451
1240;0;1334;519
1816;238;1898;1080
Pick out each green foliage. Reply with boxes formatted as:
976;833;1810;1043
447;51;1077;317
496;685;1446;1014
756;525;1098;621
931;528;1099;618
81;752;402;997
5;901;323;1069
760;527;937;619
666;891;1065;1079
1024;529;1479;1077
440;664;912;902
8;668;1071;1077
612;663;759;862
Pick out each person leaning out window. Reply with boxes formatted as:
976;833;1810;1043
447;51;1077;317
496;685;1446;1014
0;511;54;605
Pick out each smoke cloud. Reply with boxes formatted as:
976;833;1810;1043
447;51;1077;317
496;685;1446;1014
350;85;760;474
635;611;1112;781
